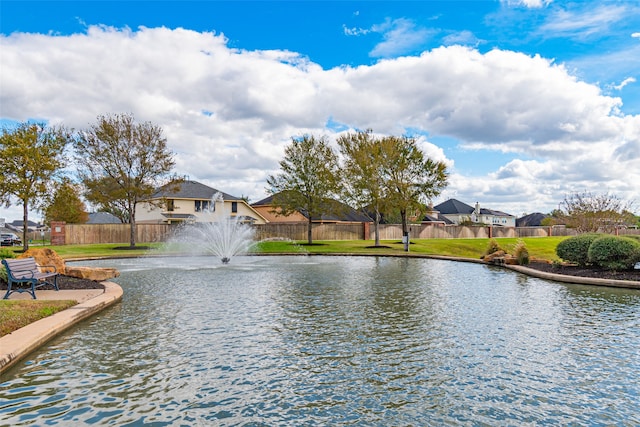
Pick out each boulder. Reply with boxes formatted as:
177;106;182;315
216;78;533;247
503;255;518;265
482;250;506;263
19;248;66;274
65;266;120;281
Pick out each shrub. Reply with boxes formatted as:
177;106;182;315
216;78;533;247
513;239;530;265
587;236;640;271
0;250;16;284
556;234;601;266
484;238;502;256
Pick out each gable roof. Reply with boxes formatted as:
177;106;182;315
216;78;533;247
152;180;240;201
516;212;549;226
433;199;474;215
480;208;514;218
87;212;122;224
422;213;455;224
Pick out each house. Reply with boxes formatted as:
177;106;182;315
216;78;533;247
252;193;372;224
136;180;268;225
433;199;516;227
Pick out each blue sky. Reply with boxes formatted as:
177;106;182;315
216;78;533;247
1;0;639;222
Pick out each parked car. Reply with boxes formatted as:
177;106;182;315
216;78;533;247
0;233;21;246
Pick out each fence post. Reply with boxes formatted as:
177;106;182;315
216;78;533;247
362;222;370;240
50;221;66;245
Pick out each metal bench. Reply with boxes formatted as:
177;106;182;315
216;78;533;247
2;257;59;299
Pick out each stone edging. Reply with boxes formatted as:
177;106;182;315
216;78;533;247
418;254;640;289
0;282;123;375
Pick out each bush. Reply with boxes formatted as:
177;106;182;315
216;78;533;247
484;238;502;256
0;249;16;284
556;234;601;266
587;236;640;271
513;239;530;265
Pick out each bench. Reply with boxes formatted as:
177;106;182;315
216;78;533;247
2;257;59;299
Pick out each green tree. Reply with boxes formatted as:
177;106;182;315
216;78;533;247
380;135;448;251
266;135;341;245
0;122;72;250
337;130;388;246
82;176;130;223
75;113;177;247
43;178;89;225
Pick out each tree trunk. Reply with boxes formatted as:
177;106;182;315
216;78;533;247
400;209;409;252
22;202;29;251
307;216;313;245
129;200;136;248
374;209;381;246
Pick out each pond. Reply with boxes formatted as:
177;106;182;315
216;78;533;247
1;256;639;426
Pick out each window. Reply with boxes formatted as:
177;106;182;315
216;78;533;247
195;200;211;212
166;199;174;212
232;201;238;213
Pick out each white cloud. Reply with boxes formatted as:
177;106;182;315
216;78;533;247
632;32;640;38
539;4;628;39
369;18;432;58
442;30;480;47
612;77;637;91
1;25;639;220
503;0;552;8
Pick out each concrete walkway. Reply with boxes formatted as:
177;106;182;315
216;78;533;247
0;282;123;374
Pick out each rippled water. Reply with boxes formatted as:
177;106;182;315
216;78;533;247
1;256;639;426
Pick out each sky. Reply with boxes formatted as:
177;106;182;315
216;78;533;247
1;0;639;223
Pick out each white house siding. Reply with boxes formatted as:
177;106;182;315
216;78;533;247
135;199;267;224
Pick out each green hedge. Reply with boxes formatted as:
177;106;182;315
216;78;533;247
556;234;601;266
588;236;640;271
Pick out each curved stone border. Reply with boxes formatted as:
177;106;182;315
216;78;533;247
504;264;640;289
0;281;123;374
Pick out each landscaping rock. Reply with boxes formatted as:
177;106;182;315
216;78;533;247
19;248;66;274
482;250;506;263
65;266;120;281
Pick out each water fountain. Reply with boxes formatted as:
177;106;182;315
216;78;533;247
168;193;256;263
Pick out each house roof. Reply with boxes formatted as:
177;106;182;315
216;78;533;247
252;194;278;206
434;199;514;218
9;220;42;227
480;208;514;218
422;213;455;224
152;180;240;201
516;212;549;226
87;212;122;224
433;199;474;215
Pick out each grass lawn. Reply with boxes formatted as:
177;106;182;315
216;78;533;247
0;299;77;337
2;236;567;261
253;236;567;261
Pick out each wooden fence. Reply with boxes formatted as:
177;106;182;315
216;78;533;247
65;223;173;245
56;222;639;245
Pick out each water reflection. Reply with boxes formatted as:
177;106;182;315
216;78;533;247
1;256;639;426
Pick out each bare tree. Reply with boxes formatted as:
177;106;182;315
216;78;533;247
559;191;634;233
